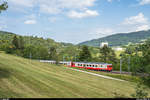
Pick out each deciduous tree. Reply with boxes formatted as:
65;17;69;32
0;0;8;13
79;45;92;62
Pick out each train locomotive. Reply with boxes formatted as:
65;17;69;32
40;60;113;72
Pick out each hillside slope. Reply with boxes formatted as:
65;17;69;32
0;31;73;48
79;30;150;47
0;52;149;98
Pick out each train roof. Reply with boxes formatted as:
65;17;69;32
73;62;112;65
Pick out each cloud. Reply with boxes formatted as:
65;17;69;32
9;0;36;7
88;28;114;37
0;18;7;30
24;20;37;24
39;0;97;15
0;25;7;30
122;13;148;25
67;10;99;18
107;0;112;2
136;25;150;31
0;26;2;30
48;17;61;23
9;0;98;18
139;0;150;5
121;13;150;31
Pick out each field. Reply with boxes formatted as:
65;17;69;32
0;52;150;98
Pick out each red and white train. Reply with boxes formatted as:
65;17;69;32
40;60;113;72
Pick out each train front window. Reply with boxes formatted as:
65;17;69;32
108;65;112;68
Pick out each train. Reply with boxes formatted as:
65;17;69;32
40;60;113;72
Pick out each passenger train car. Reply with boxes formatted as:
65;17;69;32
40;60;113;72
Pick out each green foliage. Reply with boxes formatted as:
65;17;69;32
0;0;8;13
4;44;14;54
18;36;25;50
49;46;59;64
131;82;148;98
99;45;117;64
12;35;19;50
79;45;92;62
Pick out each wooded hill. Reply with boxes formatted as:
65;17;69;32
0;31;99;61
78;30;150;47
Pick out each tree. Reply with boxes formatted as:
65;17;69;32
79;45;92;62
18;36;25;50
0;0;8;13
12;35;19;50
130;39;150;88
49;47;59;64
99;45;117;63
49;47;57;60
139;39;150;87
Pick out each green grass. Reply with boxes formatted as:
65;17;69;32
70;67;140;83
115;50;124;59
0;52;150;98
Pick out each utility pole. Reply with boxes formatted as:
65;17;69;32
120;58;122;74
128;56;130;72
74;55;77;62
63;56;65;61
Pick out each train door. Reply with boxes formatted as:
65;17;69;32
71;62;75;67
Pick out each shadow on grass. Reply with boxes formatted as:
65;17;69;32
0;67;12;79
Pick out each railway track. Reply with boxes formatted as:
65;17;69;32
111;71;132;75
87;69;132;75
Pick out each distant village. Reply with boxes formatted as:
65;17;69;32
100;39;147;51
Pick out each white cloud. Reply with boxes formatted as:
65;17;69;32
9;0;36;7
122;13;148;25
67;10;99;18
0;19;7;30
88;28;114;37
139;0;150;5
0;26;2;30
39;4;62;14
136;25;150;31
24;20;37;24
9;0;98;18
107;0;112;2
121;13;150;32
48;17;61;23
0;25;7;30
59;0;96;9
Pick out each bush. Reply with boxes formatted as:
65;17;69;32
131;82;148;98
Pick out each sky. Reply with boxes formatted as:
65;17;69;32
0;0;150;44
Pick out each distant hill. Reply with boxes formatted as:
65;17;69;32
78;30;150;47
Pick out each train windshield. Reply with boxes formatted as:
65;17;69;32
108;65;112;67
